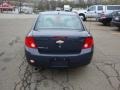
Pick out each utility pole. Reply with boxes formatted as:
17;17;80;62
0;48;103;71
19;0;22;13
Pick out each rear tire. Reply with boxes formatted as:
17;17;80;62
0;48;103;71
96;17;99;22
118;27;120;30
103;22;108;26
103;21;110;26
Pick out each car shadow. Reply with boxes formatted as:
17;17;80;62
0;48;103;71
111;27;120;32
14;58;90;90
96;23;111;27
86;19;97;22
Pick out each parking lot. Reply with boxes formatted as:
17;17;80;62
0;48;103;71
0;15;120;90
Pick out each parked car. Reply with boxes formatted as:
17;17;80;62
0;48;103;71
75;5;120;21
25;11;94;68
56;7;62;11
111;11;120;29
98;11;118;25
64;5;71;11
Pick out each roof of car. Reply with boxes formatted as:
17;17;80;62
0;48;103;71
39;11;77;15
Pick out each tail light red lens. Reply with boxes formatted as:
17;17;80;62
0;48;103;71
83;37;94;49
25;36;37;48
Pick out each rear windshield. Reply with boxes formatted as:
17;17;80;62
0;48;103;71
34;14;83;30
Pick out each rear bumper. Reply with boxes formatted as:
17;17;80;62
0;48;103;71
25;47;93;68
98;18;111;23
98;18;105;22
111;21;120;27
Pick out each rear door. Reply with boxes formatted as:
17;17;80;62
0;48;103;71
97;5;104;19
97;5;104;13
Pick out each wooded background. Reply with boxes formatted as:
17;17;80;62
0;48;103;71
0;0;120;11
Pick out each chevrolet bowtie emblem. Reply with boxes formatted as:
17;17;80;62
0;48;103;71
56;40;64;44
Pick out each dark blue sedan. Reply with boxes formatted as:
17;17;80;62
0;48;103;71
25;11;94;68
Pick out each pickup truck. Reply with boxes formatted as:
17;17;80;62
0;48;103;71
75;5;120;21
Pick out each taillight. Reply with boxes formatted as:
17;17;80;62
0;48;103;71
83;37;94;49
25;36;37;48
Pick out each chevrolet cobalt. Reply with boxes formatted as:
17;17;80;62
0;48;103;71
25;11;94;68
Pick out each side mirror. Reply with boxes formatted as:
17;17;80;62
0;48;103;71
87;9;90;11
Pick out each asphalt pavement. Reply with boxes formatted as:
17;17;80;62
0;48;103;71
0;15;120;90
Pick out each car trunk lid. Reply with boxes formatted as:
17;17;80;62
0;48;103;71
32;30;89;54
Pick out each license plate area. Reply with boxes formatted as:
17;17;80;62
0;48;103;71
49;58;69;67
